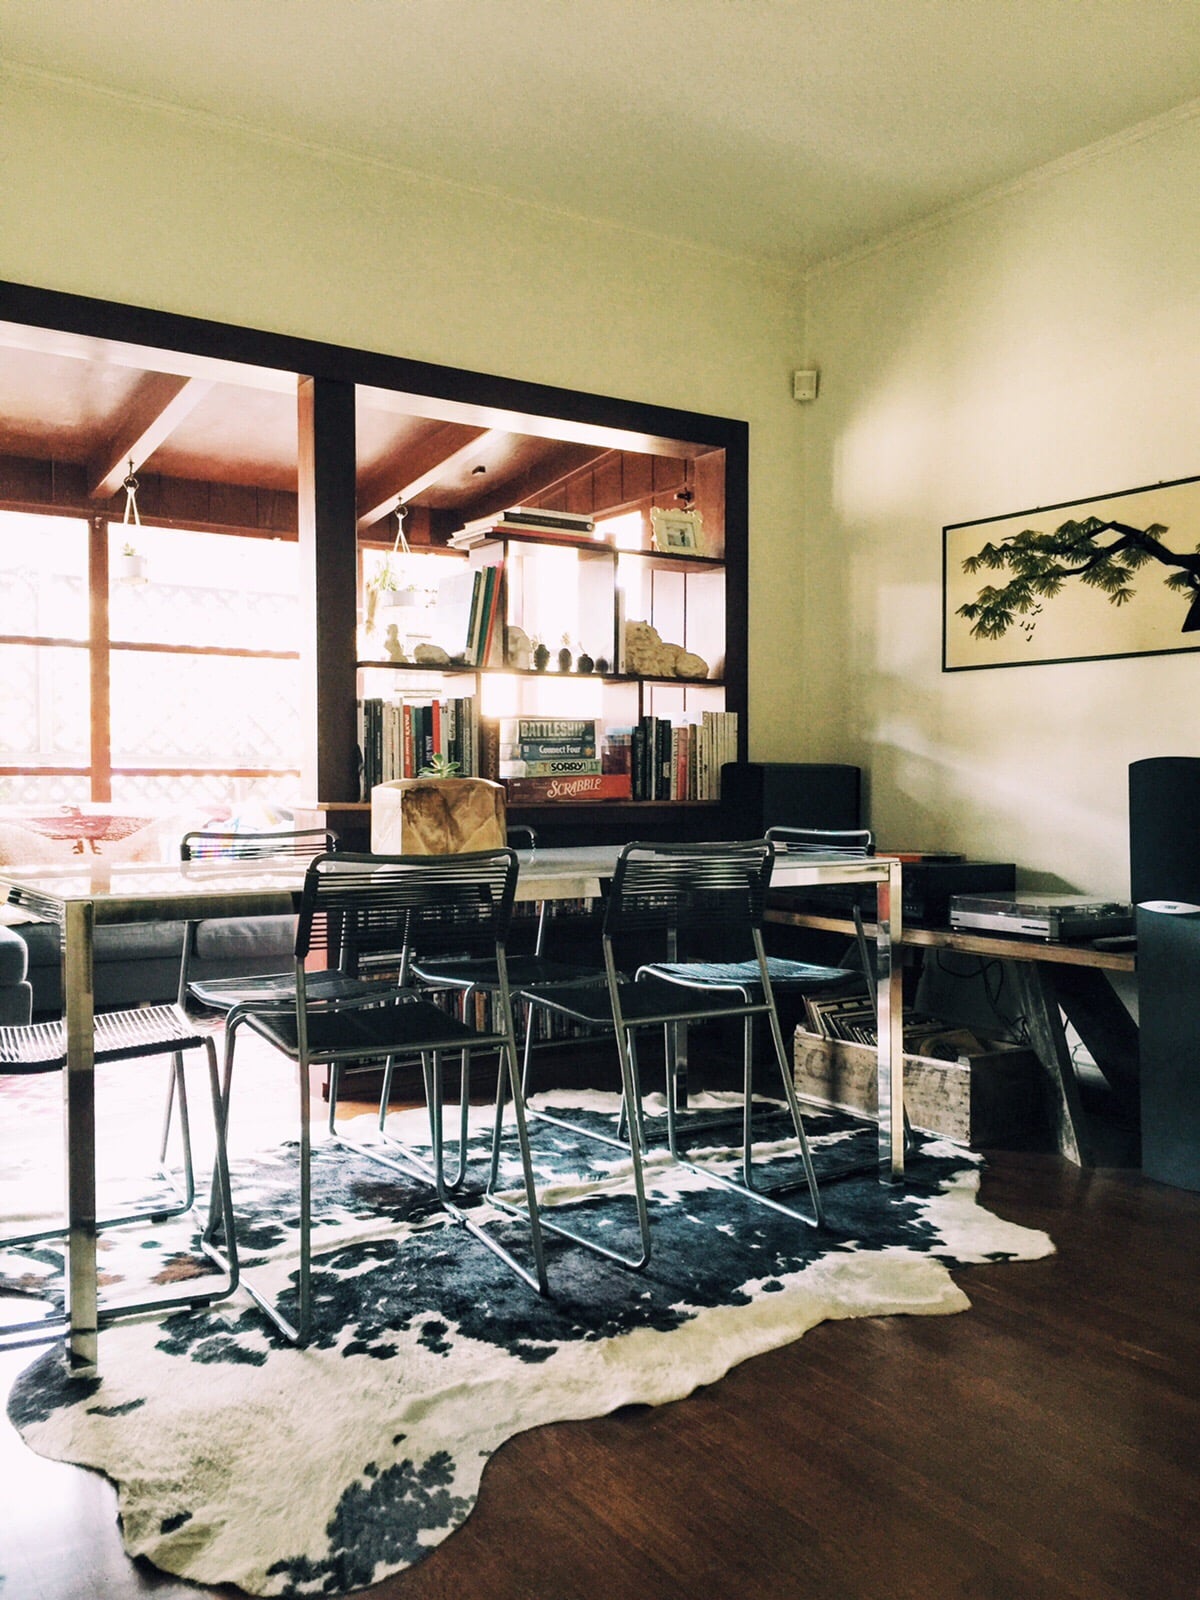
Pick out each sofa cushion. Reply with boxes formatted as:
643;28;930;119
15;919;186;967
192;915;295;962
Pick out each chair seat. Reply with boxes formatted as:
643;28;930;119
188;969;386;1012
642;957;866;996
246;992;504;1059
0;1003;212;1073
411;954;607;991
520;974;766;1029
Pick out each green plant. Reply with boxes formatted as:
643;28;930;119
121;542;139;558
418;753;462;778
958;516;1200;640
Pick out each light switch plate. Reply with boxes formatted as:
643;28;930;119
792;369;819;402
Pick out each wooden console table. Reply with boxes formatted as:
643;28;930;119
764;906;1137;1167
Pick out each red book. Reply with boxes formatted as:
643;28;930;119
431;697;443;760
504;773;633;803
402;703;415;778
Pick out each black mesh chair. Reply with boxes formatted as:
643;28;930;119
205;848;548;1347
177;825;340;1017
644;827;875;1116
0;1004;236;1350
761;825;876;992
502;839;828;1274
168;826;343;1171
398;826;611;1159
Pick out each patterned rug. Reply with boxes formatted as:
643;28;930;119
3;1080;1053;1598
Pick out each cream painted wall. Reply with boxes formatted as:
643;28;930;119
0;69;810;756
802;112;1200;898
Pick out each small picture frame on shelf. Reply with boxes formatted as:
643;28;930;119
650;506;703;555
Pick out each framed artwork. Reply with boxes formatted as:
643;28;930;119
943;473;1200;671
651;506;703;554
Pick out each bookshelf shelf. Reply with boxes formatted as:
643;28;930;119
357;662;727;688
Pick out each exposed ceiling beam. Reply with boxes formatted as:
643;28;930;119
0;318;296;395
358;384;708;460
87;374;216;499
356;422;494;530
452;441;611;526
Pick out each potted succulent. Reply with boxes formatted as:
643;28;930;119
364;558;400;633
417;753;462;779
117;542;148;584
365;558;427;635
557;633;573;673
532;635;550;672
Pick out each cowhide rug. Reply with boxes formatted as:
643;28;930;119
3;1084;1052;1598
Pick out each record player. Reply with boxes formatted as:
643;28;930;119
949;892;1134;942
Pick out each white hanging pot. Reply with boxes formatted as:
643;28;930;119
379;587;421;610
118;551;148;583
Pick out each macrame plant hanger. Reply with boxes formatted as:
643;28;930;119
366;502;411;633
119;461;148;584
391;500;411;560
122;459;141;533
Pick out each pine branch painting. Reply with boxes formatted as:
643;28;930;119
943;479;1200;671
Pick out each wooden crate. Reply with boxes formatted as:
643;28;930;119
792;1027;1046;1147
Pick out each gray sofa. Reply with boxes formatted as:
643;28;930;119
9;913;296;1018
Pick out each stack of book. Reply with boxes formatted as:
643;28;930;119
357;694;478;795
498;717;631;802
450;506;597;550
462;558;505;666
627;710;739;801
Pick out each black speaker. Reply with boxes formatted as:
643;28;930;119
719;762;862;839
1129;757;1200;905
1137;902;1200;1190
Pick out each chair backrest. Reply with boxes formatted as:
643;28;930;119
180;826;339;861
602;839;773;950
765;826;874;858
294;848;519;972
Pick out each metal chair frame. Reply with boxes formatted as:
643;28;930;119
204;849;548;1347
0;1004;237;1351
497;839;828;1274
166;826;341;1175
763;825;916;1166
176;825;341;1014
398;823;612;1162
652;824;874;1115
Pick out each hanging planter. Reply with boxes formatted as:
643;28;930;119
117;464;149;584
118;545;148;584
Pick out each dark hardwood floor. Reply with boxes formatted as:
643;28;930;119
3;1146;1199;1599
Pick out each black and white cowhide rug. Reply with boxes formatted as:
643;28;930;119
4;1088;1052;1598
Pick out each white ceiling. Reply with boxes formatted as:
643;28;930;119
4;0;1200;272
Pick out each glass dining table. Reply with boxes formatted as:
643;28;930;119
0;843;904;1374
